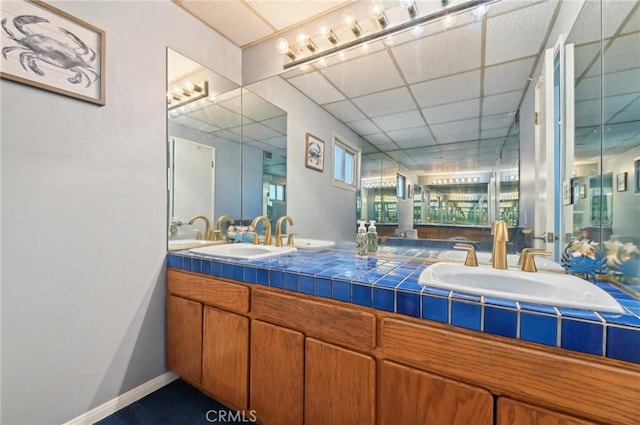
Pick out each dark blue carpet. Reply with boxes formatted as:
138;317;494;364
95;379;253;424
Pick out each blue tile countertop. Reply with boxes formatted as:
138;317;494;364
167;245;640;365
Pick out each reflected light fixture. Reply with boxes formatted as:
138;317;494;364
369;2;389;28
342;10;362;36
399;0;419;19
167;81;209;110
275;37;296;60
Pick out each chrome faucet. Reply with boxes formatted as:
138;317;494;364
188;215;211;240
491;220;509;269
275;215;294;247
215;214;234;241
251;215;272;246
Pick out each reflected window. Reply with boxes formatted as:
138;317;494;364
333;135;359;190
269;183;286;202
397;174;406;199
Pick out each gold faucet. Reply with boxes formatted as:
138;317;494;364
251;215;272;246
521;250;552;272
215;214;235;241
275;216;293;247
454;243;478;266
491;220;509;270
517;248;541;267
187;215;211;240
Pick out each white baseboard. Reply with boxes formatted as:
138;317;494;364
63;371;179;425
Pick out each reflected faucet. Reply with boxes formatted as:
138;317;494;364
188;215;211;240
251;215;272;246
275;215;294;247
215;215;235;241
491;220;509;270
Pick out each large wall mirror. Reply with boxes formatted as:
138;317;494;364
167;49;287;246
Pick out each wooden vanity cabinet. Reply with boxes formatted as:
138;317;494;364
304;338;376;425
250;320;304;425
379;360;493;425
201;306;249;411
497;398;598;425
166;294;202;384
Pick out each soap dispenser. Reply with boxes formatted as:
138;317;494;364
367;220;378;255
356;220;368;259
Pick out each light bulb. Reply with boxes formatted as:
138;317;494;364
275;37;290;54
410;25;424;37
183;81;195;91
296;30;309;46
398;0;414;7
342;10;356;27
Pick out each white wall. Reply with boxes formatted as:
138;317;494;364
246;77;360;242
0;1;241;423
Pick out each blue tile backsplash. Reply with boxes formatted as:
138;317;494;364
168;247;640;365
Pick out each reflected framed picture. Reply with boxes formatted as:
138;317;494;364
0;0;106;105
304;133;324;171
617;172;627;192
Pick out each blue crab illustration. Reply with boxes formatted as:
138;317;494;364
2;15;98;87
561;239;609;281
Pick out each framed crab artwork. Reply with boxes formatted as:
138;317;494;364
0;0;105;105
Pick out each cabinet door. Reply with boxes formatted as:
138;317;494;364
250;320;304;425
167;295;202;384
497;398;597;425
305;338;375;425
202;306;249;411
379;360;493;425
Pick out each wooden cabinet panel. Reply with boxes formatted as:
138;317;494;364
250;320;304;425
497;398;597;425
305;338;376;425
252;288;376;351
202;306;249;411
379;360;493;425
166;295;202;384
168;269;249;313
380;318;640;425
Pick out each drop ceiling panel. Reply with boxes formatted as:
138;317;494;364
410;70;481;108
171;116;219;133
603;68;640;97
487;0;538;18
365;133;393;145
352;87;417;117
242;93;285;121
261;116;287;133
602;0;638;38
372;110;425;132
481;112;516;130
393;22;482;83
574;42;601;79
485;1;557;65
622;5;639;34
483;57;536;96
602;34;640;75
246;0;347;30
422;98;480;125
395;137;438;149
322;100;367;122
386;126;433;143
321;50;405;98
436;130;481;144
575;76;601;101
482;90;522;116
346;119;380;135
431;118;480;137
287;72;346;105
189;105;242;129
175;0;273;47
481;128;510;139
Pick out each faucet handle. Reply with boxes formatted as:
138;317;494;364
454;243;478;267
246;231;259;245
521;251;552;272
517;248;544;266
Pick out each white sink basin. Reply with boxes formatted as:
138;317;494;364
436;250;564;272
190;243;297;260
419;262;624;313
168;239;221;251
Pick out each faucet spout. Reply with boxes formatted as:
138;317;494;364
275;215;293;247
491;220;509;270
215;215;234;241
251;215;272;246
188;215;211;240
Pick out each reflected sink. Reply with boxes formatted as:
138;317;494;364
419;262;624;313
190;243;297;260
436;250;564;272
290;237;335;250
168;239;222;251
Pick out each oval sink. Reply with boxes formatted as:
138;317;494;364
190;243;297;260
436;250;564;272
168;239;222;251
290;237;335;249
419;262;624;313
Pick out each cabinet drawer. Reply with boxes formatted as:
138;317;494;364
252;288;376;351
168;269;249;313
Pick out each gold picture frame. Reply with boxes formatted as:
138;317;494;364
0;0;106;105
305;132;324;171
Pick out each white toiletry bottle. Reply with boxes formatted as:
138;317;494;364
367;220;378;255
356;220;368;259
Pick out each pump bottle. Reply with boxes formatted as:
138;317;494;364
356;221;368;259
367;220;378;255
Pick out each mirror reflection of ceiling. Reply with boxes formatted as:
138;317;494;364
173;0;638;177
167;50;287;177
